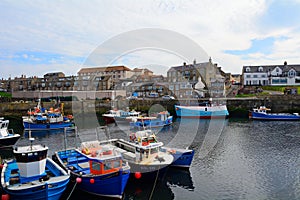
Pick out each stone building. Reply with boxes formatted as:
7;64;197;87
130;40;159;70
167;58;226;99
8;73;76;92
76;65;134;91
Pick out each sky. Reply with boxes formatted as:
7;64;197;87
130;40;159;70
1;0;300;79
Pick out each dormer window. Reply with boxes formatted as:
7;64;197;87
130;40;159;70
288;69;296;77
258;67;263;72
246;67;251;72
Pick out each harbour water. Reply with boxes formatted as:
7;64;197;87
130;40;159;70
1;117;300;200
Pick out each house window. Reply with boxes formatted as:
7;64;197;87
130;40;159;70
246;75;251;78
246;67;251;72
253;75;258;78
258;67;263;72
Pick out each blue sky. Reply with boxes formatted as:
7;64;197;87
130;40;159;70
1;0;300;79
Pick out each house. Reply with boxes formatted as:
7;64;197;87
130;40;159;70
167;58;226;99
242;61;300;86
76;65;134;91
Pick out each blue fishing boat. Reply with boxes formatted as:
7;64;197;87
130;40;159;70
161;147;195;168
0;118;20;147
0;138;70;200
249;106;300;120
175;103;229;119
22;100;74;131
53;141;130;199
129;111;173;128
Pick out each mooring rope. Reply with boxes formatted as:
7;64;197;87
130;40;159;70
66;179;78;200
149;168;160;200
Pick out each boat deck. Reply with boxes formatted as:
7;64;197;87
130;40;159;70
3;159;69;189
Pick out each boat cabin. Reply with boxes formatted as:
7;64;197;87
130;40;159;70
89;156;122;175
13;143;48;178
0;119;9;137
79;142;123;175
253;106;271;114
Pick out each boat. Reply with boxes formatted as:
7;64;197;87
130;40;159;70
129;111;173;128
175;101;229;119
0;118;20;147
99;129;173;181
161;147;194;168
249;106;300;120
22;100;74;131
102;109;141;124
53;142;130;199
0;138;70;200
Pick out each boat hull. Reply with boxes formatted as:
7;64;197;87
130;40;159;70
175;105;229;119
162;148;195;168
130;117;173;128
0;134;20;147
249;111;300;120
103;116;115;124
73;171;129;198
23;121;74;131
1;158;69;200
128;163;169;182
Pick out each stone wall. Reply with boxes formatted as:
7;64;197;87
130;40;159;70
1;95;300;118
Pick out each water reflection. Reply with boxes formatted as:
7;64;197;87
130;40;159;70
3;117;300;200
165;168;194;191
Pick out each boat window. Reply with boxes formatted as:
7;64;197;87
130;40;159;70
151;148;158;154
104;161;113;170
92;161;101;171
114;160;121;168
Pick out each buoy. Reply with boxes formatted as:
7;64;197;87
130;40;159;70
76;177;82;183
135;172;142;179
90;178;95;184
1;194;10;200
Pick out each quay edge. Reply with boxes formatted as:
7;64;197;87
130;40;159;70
0;95;300;119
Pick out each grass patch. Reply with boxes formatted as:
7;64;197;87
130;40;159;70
0;92;12;97
262;86;300;93
235;93;256;98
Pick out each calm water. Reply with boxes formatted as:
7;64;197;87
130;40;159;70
2;117;300;200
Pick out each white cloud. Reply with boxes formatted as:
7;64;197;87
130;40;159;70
1;0;300;78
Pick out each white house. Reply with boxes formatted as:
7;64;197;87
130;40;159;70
242;62;300;86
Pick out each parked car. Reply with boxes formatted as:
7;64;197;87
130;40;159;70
126;96;138;100
148;92;159;98
162;95;175;100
